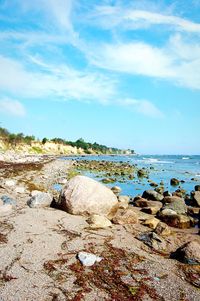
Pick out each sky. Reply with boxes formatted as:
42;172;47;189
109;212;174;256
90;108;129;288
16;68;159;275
0;0;200;154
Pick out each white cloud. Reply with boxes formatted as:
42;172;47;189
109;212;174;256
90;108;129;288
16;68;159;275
0;55;116;103
0;98;26;116
87;35;200;90
120;99;164;118
89;42;175;78
91;6;200;33
0;54;164;119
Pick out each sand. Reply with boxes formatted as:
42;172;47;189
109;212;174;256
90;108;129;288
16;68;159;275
0;157;199;301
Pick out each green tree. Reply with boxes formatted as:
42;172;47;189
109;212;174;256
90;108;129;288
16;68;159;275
42;137;48;144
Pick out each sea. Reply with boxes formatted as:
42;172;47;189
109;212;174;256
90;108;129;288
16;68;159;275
62;155;200;197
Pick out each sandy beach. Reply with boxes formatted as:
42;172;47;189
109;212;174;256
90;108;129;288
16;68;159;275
0;155;199;301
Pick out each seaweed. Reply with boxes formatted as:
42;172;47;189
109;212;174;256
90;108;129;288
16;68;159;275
0;233;7;244
0;221;14;244
0;270;18;286
44;242;164;301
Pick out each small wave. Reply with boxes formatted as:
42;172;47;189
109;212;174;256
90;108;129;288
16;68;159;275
142;158;174;164
182;157;190;160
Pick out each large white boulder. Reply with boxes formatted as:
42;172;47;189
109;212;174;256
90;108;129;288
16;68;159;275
58;175;118;217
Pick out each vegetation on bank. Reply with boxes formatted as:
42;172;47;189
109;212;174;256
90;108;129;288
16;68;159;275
0;127;135;154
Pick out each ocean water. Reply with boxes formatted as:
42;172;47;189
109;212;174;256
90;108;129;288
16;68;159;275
62;155;200;197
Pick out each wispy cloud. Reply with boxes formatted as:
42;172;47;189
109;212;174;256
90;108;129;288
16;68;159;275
119;99;164;118
0;55;116;103
0;98;26;116
90;5;200;33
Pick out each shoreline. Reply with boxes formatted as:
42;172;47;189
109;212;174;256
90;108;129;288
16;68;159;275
0;154;200;300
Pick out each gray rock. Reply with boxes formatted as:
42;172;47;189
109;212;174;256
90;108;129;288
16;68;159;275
78;252;103;266
162;197;187;215
160;208;178;216
27;192;52;208
142;190;163;202
137;232;166;251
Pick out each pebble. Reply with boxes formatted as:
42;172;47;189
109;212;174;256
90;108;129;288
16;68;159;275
15;186;25;194
1;195;16;206
77;252;103;267
4;180;16;187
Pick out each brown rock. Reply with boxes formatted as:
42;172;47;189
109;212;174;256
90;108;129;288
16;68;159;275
135;198;162;209
155;222;171;236
187;207;200;215
191;191;200;207
141;206;161;215
195;185;200;191
160;213;191;229
143;218;160;229
87;215;112;229
134;197;149;207
112;209;138;225
163;196;184;204
111;186;122;195
118;195;129;209
171;241;200;264
170;178;179;186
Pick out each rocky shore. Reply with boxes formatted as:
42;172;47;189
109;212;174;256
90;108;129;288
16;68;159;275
0;154;200;301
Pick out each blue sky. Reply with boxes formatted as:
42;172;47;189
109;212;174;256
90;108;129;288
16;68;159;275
0;0;200;154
